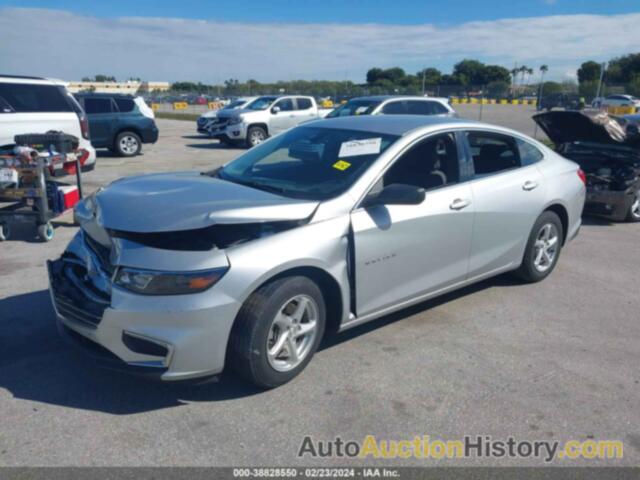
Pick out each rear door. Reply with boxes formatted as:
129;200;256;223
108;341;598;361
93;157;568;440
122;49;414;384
82;97;116;147
351;131;474;316
463;130;546;278
293;97;318;124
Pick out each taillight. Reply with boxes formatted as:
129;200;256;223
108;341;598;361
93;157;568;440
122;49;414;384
577;168;587;185
80;114;90;140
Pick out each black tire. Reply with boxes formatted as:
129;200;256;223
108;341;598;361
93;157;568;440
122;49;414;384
114;131;142;157
514;211;564;283
245;126;267;148
228;276;326;388
625;191;640;222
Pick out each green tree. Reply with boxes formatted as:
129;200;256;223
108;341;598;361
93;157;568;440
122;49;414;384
577;61;602;83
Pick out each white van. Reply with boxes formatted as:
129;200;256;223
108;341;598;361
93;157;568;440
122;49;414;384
0;75;96;169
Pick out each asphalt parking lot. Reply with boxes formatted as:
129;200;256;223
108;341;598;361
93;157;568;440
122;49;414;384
1;107;639;466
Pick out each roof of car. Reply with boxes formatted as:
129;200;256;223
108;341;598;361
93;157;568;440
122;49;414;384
306;114;474;136
74;92;136;99
348;95;445;102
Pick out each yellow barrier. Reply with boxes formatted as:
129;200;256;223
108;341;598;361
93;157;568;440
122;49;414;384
208;101;223;110
511;99;519;105
500;99;508;105
173;102;188;110
607;105;636;115
469;98;478;104
320;100;334;108
450;97;459;104
480;99;489;105
489;99;497;104
460;98;468;104
151;103;160;111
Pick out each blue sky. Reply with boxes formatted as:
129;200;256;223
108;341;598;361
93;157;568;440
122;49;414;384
1;0;638;24
0;2;638;83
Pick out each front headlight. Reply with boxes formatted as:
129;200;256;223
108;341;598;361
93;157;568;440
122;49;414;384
228;116;243;125
114;267;228;295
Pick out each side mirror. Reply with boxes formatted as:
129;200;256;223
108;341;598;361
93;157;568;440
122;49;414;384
363;184;425;207
271;106;280;114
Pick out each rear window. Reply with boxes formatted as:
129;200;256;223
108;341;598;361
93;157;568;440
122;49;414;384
0;83;73;113
115;98;135;112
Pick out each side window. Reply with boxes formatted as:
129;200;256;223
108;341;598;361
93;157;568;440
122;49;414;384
381;101;407;115
296;97;312;110
516;138;544;166
0;95;14;113
0;83;72;113
115;98;135;112
466;131;520;176
84;98;113;114
275;98;294;112
382;133;460;191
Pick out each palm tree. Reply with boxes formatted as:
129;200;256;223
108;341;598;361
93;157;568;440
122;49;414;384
538;65;549;106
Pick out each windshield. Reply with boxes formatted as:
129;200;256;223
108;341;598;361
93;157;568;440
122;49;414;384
246;96;279;110
218;126;399;200
223;100;246;110
326;99;381;118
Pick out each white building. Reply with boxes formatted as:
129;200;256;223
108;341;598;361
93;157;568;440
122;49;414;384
66;80;170;94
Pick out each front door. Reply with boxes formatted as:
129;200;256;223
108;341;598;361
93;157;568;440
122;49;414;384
83;97;116;147
269;98;296;134
351;132;474;316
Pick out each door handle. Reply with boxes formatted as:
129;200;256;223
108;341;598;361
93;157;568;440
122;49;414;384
450;198;471;210
522;180;539;191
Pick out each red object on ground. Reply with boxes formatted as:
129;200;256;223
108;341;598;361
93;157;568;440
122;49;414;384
58;185;80;210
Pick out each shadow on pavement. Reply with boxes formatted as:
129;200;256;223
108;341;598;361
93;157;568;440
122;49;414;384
185;142;244;151
0;290;263;415
0;274;520;414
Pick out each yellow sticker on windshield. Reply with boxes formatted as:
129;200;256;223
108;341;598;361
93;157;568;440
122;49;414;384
333;160;352;171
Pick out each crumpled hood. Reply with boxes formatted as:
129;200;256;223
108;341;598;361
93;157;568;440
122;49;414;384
89;172;318;233
533;110;640;146
215;108;259;120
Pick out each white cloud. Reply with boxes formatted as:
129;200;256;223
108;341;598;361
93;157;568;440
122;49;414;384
0;7;638;83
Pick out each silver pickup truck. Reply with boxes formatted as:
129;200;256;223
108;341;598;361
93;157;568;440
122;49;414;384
207;95;330;147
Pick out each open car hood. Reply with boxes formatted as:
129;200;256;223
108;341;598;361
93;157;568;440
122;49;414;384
533;110;639;146
90;172;318;233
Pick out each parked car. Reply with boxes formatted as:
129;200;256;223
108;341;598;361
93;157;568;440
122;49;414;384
0;75;96;170
209;95;329;148
534;110;640;221
538;93;583;111
599;94;640;111
325;95;455;118
49;115;585;387
197;97;256;135
74;93;158;157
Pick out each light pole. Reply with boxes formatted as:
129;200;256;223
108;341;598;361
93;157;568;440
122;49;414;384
422;68;426;96
595;62;607;100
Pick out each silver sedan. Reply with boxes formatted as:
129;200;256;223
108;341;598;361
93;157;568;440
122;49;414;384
48;115;586;387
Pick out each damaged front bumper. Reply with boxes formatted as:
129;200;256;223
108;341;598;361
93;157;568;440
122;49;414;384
584;186;637;221
48;231;241;382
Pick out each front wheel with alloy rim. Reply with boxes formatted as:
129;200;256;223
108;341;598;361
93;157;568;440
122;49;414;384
114;131;142;157
228;276;326;388
246;126;267;148
515;211;564;283
626;191;640;222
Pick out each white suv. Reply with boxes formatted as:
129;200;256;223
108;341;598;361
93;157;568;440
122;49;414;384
0;75;96;169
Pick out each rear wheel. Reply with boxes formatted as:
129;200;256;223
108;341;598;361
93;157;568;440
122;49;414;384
0;223;10;241
38;222;54;242
515;211;563;283
114;132;142;157
626;191;640;222
228;276;326;388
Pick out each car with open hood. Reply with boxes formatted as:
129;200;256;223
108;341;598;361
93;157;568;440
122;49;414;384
534;110;640;222
48;115;585;388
